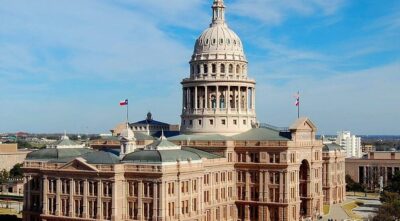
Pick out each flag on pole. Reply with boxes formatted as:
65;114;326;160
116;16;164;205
294;92;299;106
119;99;128;106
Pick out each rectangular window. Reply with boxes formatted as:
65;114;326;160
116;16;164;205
210;119;214;125
221;119;226;125
233;119;237;125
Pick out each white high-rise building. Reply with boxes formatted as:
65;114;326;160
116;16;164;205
335;131;362;158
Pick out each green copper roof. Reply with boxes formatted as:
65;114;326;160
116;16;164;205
122;149;201;163
323;143;344;152
231;128;290;141
26;148;94;160
182;147;223;159
146;138;179;149
122;145;223;164
134;132;155;140
81;151;120;164
168;133;231;141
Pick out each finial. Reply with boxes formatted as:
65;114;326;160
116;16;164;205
160;129;166;140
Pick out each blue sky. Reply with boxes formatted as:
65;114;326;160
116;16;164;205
0;0;399;135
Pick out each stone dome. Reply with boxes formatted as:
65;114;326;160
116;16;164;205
193;25;245;59
191;0;246;62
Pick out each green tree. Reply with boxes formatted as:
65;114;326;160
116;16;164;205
374;197;400;221
386;171;400;194
0;169;9;184
346;174;364;193
9;163;23;178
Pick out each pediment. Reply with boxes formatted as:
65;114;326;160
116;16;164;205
289;117;317;132
59;157;99;172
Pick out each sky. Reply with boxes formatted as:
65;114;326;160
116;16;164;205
0;0;399;135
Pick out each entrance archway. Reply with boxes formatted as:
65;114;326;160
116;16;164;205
299;159;311;218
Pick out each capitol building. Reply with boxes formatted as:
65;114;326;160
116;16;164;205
22;1;346;221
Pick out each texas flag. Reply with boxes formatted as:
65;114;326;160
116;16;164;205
119;99;128;106
294;92;300;106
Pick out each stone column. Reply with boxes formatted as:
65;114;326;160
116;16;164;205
69;178;74;217
42;176;48;214
188;88;192;110
259;171;263;202
111;181;116;220
205;86;208;109
26;176;31;211
227;85;231;111
55;178;61;216
83;179;88;218
153;183;158;220
159;181;165;221
216;85;219;109
96;181;102;219
182;88;186;110
194;87;198;109
238;86;242;112
279;172;283;203
138;181;143;220
245;172;250;201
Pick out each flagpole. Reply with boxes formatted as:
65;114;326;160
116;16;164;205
126;100;129;124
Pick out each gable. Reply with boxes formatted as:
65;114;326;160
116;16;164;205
59;158;99;172
289;117;317;132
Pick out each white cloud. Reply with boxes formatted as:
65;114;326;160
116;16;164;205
230;0;344;25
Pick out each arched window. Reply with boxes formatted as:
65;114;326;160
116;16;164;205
197;65;201;74
204;64;208;74
221;64;225;73
212;64;216;73
191;65;194;75
211;95;216;109
236;65;241;74
229;64;233;73
220;95;225;108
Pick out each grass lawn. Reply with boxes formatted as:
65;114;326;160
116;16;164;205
323;205;330;215
347;191;380;198
341;200;364;219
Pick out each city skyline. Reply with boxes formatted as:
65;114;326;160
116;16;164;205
0;0;399;135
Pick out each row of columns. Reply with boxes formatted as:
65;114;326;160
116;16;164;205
39;176;106;219
183;85;255;111
190;62;247;76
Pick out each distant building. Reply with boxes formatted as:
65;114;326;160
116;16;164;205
335;131;362;158
111;112;180;137
322;143;346;204
0;143;31;171
346;150;400;190
0;178;24;196
362;144;375;154
46;134;85;149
